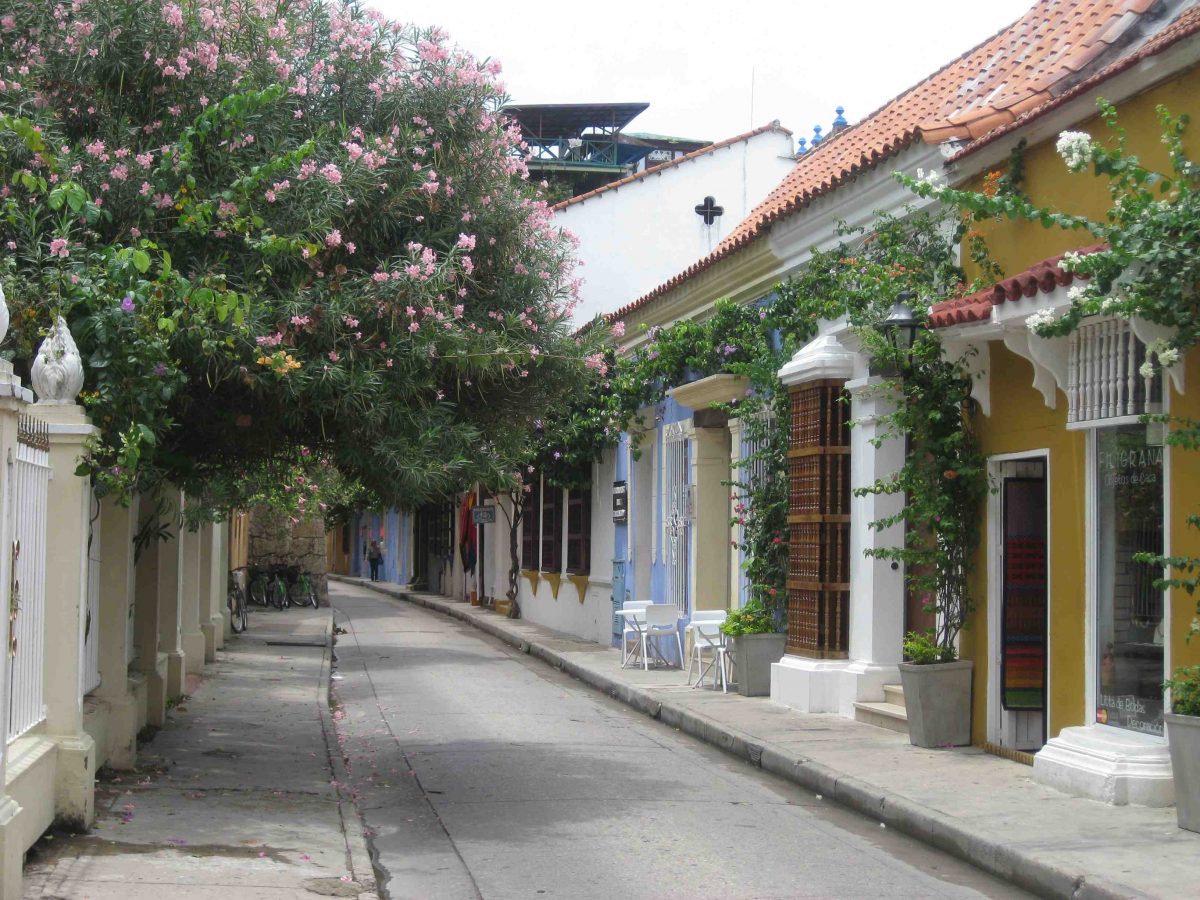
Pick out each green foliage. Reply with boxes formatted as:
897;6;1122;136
544;209;989;644
719;598;780;636
903;630;958;665
1166;666;1200;718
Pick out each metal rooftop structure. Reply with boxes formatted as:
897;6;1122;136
503;102;651;173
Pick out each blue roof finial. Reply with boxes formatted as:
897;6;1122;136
833;106;847;128
797;136;808;155
811;124;823;146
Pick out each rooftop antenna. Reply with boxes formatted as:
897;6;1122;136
749;67;756;129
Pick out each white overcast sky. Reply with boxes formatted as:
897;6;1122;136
374;0;1037;143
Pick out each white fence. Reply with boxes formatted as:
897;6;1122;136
82;490;102;697
8;416;50;742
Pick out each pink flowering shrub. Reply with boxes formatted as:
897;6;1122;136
0;0;605;508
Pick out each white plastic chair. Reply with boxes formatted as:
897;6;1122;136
686;610;730;691
641;603;683;671
620;600;651;668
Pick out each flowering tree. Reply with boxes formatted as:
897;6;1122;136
0;0;600;510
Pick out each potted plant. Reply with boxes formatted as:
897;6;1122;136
1165;665;1200;833
720;599;786;697
898;630;973;748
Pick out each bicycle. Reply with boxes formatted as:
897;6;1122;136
227;568;249;634
288;569;319;609
248;564;290;610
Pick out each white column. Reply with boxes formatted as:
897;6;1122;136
95;495;140;768
34;402;98;830
179;520;206;675
158;488;186;700
133;496;168;727
209;522;229;647
691;425;732;612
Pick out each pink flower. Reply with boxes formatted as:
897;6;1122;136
162;4;184;28
611;321;625;338
325;230;342;248
328;350;340;362
408;322;419;333
48;238;69;258
319;163;343;184
456;233;476;250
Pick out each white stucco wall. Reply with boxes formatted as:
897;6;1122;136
557;127;796;325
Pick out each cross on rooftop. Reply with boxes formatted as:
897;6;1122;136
694;196;723;226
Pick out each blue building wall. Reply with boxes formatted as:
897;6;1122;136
351;509;412;583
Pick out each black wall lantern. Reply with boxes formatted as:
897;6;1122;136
878;290;921;366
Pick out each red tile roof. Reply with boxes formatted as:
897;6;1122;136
950;2;1200;162
552;122;792;212
928;243;1106;327
611;0;1162;323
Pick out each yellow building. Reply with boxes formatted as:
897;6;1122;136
930;6;1200;804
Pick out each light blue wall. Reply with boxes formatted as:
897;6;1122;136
351;509;412;583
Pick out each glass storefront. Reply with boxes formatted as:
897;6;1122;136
1095;426;1165;736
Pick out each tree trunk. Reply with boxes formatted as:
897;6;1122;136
506;490;522;619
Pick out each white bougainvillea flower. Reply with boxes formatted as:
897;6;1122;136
1056;131;1094;172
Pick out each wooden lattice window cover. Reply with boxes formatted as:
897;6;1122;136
787;380;851;658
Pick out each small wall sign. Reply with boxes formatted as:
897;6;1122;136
471;505;496;524
612;481;628;523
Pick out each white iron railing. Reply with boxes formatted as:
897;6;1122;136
82;489;102;697
1067;318;1159;425
663;422;691;614
8;416;50;742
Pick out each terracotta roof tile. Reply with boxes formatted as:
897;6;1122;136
611;0;1166;323
928;242;1106;327
552;122;792;212
951;2;1200;162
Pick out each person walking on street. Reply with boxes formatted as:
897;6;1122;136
367;540;383;582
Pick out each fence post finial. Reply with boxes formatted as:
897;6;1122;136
0;280;9;346
32;316;85;405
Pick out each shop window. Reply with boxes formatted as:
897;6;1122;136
1095;425;1164;736
540;484;563;573
566;488;592;575
521;477;541;570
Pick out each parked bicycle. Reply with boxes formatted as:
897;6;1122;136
227;568;249;634
248;564;319;610
248;564;288;609
286;567;320;609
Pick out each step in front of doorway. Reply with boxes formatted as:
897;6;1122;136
853;684;908;735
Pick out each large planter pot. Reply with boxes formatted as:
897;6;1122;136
1165;712;1200;833
898;660;973;748
733;633;787;697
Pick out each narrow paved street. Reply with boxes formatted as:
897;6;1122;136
330;582;1033;900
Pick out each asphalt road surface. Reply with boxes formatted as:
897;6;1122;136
329;581;1034;900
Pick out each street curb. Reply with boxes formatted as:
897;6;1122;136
332;576;1145;900
314;607;381;900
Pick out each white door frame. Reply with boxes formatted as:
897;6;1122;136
986;449;1051;747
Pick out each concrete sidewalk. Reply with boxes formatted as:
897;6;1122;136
336;577;1200;900
22;605;378;899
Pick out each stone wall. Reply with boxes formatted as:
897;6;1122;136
248;505;329;603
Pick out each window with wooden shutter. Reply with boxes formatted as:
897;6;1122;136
540;484;563;573
787;380;851;658
521;477;540;570
566;488;592;575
